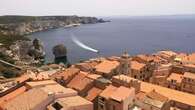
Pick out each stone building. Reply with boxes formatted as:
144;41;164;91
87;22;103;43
181;72;195;94
129;61;149;81
98;85;135;110
166;73;183;90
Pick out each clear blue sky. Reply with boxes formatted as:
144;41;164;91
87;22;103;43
0;0;195;16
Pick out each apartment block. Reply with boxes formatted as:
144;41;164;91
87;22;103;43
98;85;135;110
181;72;195;94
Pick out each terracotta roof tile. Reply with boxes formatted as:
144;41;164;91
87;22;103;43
55;96;92;108
76;62;98;71
183;72;195;80
181;53;195;63
67;71;93;91
51;67;80;80
25;80;57;88
141;81;195;106
184;64;195;68
167;73;183;83
85;87;103;101
95;60;119;74
146;90;168;102
100;85;117;99
2;88;48;110
113;75;195;106
131;61;146;70
86;74;102;80
135;54;154;62
0;86;27;108
158;51;177;57
110;86;135;102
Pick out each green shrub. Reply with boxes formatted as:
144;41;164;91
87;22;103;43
2;68;20;78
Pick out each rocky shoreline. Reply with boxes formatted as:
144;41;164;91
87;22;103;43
0;15;109;36
0;15;109;77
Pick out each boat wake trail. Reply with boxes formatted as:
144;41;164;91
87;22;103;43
71;34;99;53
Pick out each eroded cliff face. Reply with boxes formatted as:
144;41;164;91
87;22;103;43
0;16;107;35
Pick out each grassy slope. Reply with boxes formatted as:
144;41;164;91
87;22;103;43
0;34;29;48
0;15;36;24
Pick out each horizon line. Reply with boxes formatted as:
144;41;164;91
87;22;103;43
1;13;195;17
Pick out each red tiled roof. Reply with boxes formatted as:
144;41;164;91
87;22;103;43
146;90;168;102
131;61;146;70
110;86;135;102
113;75;195;106
76;62;98;70
85;87;103;101
135;54;154;62
99;85;117;99
51;67;80;80
0;86;27;108
167;73;183;83
86;74;101;80
95;60;119;74
67;71;93;91
183;72;195;80
181;53;195;63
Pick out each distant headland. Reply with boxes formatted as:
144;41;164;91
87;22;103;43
0;15;109;36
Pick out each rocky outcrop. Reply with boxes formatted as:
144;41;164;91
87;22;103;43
52;44;67;58
6;39;45;66
0;16;108;35
52;44;69;66
28;38;45;61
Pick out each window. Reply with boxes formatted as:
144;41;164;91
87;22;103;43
100;104;104;109
52;102;63;110
98;103;104;110
99;97;105;102
112;105;116;110
134;75;137;79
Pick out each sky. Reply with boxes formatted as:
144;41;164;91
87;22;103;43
0;0;195;16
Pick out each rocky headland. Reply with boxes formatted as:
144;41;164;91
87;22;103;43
0;15;108;36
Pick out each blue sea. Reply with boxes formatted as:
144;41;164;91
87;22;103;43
27;16;195;63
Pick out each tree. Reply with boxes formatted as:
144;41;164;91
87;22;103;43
2;68;20;78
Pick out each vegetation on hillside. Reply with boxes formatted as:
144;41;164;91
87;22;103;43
0;65;21;78
0;15;101;24
0;34;29;48
0;52;22;78
0;16;37;24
